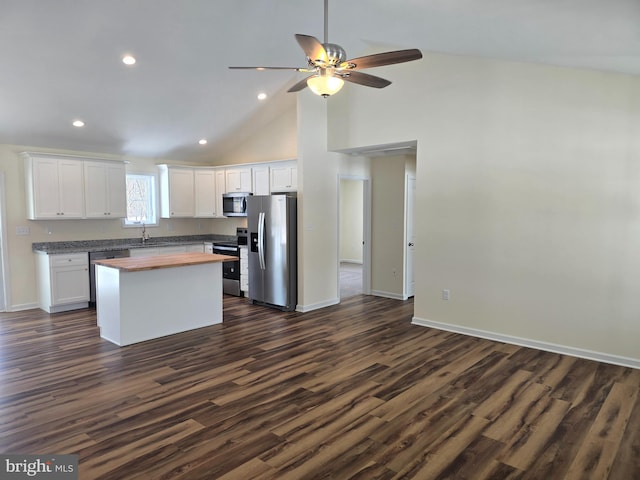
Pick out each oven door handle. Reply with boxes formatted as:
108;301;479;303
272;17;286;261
258;211;266;270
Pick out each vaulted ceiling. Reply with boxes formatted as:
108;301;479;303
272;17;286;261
1;0;638;163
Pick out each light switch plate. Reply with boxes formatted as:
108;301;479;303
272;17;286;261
16;226;30;236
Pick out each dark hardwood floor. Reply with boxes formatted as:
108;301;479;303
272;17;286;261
1;295;639;479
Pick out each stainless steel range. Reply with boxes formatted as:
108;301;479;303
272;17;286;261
212;241;241;296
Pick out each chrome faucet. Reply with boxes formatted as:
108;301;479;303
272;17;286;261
141;224;150;243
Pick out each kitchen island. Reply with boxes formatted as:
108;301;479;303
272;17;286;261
94;252;237;346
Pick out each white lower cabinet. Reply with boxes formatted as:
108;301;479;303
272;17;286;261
36;252;89;313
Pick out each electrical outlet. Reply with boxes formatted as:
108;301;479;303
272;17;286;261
442;289;450;300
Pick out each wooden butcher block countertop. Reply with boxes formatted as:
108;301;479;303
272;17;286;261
94;252;238;272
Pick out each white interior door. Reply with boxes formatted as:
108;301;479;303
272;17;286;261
0;173;8;311
405;175;416;298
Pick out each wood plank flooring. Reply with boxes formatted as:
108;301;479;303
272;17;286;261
0;295;639;479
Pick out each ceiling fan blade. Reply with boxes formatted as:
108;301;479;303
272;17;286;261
340;49;423;70
342;71;391;88
295;34;329;65
287;76;312;93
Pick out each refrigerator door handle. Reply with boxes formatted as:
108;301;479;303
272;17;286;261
258;211;266;270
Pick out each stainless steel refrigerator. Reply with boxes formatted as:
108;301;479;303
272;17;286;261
247;193;297;311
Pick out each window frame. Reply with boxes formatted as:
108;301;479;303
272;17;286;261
122;171;159;228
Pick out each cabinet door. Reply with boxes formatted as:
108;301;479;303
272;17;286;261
252;166;270;195
84;161;109;217
84;161;126;218
168;168;194;217
51;266;90;305
31;157;61;218
225;168;252;192
270;162;297;192
57;160;85;217
106;162;127;217
215;170;226;217
194;169;217;217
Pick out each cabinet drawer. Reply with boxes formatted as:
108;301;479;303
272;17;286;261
50;253;88;267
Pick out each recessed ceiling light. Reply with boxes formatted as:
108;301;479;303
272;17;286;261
257;92;267;100
198;139;207;145
72;120;85;127
122;55;136;65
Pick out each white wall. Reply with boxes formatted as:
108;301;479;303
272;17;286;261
326;52;640;366
207;86;297;166
296;91;341;311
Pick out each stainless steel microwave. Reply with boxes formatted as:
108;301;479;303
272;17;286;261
222;192;252;217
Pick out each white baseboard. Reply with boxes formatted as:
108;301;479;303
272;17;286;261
371;290;408;301
7;302;39;312
296;297;340;313
412;316;640;370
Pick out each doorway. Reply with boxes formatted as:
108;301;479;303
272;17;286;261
338;176;371;299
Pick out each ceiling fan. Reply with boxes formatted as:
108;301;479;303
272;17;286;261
229;0;423;97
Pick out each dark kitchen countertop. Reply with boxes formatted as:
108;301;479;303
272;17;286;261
32;234;237;254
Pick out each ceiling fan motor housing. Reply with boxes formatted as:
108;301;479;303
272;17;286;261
322;43;346;65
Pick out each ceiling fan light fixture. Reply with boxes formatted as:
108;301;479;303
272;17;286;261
307;73;344;98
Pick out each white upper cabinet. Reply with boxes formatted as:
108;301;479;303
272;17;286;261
270;161;297;192
24;153;85;219
252;165;270;195
158;165;195;218
194;168;217;218
225;167;252;193
84;160;126;218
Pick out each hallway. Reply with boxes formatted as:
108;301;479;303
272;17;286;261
340;262;362;299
